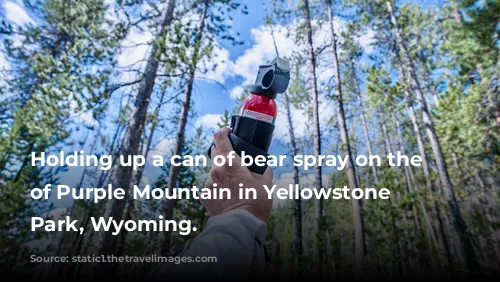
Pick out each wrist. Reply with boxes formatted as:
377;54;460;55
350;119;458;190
223;203;268;222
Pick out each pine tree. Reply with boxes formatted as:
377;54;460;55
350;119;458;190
160;0;246;256
0;0;120;268
94;0;177;274
326;0;365;273
385;0;478;270
302;0;324;271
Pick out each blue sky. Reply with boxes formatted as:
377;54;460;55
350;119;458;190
1;0;300;208
0;0;442;209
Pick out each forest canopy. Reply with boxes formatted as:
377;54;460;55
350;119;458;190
0;0;498;279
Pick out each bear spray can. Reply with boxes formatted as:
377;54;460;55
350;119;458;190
209;56;290;174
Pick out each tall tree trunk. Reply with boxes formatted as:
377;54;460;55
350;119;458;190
304;0;324;272
352;62;378;184
285;91;303;267
142;228;158;277
66;206;93;277
93;0;176;275
386;0;478;270
269;25;303;267
52;129;98;275
421;59;440;107
392;111;440;270
404;87;452;269
115;90;167;259
326;0;364;274
379;113;404;275
160;0;210;256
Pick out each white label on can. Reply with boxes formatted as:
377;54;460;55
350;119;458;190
241;109;274;124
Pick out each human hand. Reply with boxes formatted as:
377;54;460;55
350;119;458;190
201;127;273;222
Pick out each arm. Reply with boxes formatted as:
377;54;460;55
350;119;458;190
152;127;273;279
153;210;267;279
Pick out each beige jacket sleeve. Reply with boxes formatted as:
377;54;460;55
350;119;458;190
152;209;268;279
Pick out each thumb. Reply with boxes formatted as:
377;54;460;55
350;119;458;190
261;167;274;182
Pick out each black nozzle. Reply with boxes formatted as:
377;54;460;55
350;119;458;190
249;56;290;99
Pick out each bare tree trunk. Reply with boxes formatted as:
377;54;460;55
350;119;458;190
52;129;99;276
380;112;392;155
65;205;94;278
93;0;176;275
115;90;167;259
160;72;193;256
392;111;439;271
386;0;477;270
270;25;303;267
352;62;378;184
379;112;404;275
326;0;364;274
304;0;324;272
161;0;210;256
142;228;158;278
68;112;126;278
286;91;303;265
405;92;453;268
422;61;440;107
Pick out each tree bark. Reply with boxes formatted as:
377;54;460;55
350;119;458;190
421;60;440;107
270;25;303;266
52;129;98;276
160;0;210;256
405;89;453;266
386;0;477;270
93;0;176;275
116;90;167;259
327;0;364;274
379;113;404;275
352;62;378;184
304;0;324;272
286;87;304;267
392;111;440;268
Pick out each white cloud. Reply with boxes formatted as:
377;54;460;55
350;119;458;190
359;28;376;54
73;110;99;128
150;138;175;161
115;0;158;84
195;114;223;131
224;17;374;89
229;85;245;100
117;28;153;83
121;31;152;67
273;102;308;142
104;0;120;23
272;172;331;208
272;93;336;142
3;1;34;25
220;17;375;142
66;91;99;128
200;42;233;83
231;24;296;86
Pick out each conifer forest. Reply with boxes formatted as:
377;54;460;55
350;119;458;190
0;0;499;279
